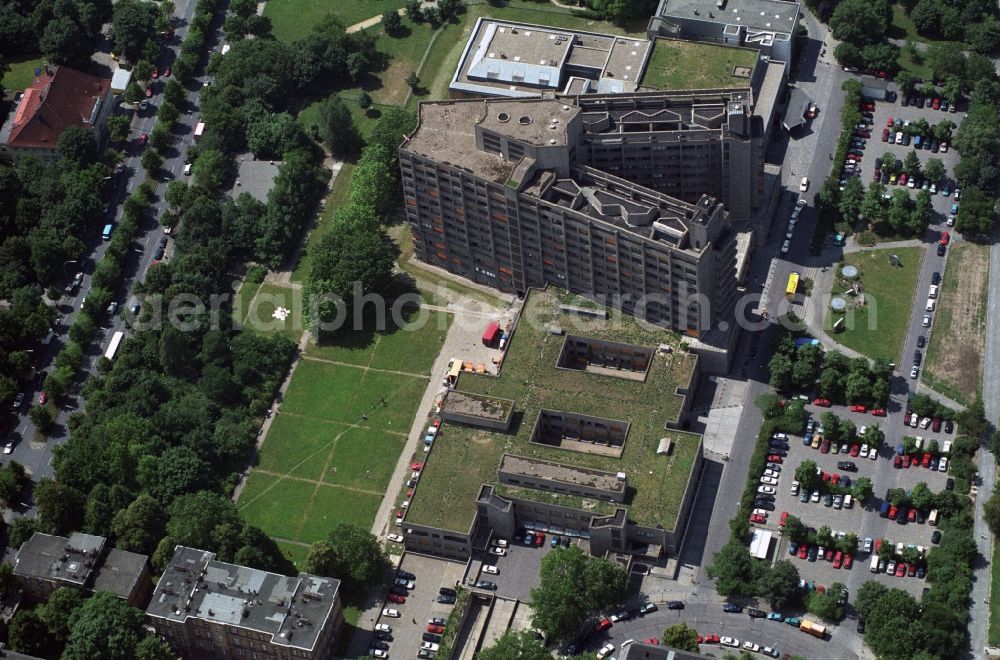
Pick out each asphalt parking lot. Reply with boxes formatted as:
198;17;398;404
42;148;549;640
372;554;466;657
853;90;962;220
473;533;567;602
757;404;953;599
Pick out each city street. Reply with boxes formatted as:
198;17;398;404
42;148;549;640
4;0;222;515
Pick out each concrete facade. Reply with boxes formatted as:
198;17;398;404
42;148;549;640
400;97;742;354
146;546;343;660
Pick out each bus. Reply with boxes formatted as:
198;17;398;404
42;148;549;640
104;331;124;361
786;272;800;300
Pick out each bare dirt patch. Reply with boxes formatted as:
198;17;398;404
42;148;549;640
925;242;990;403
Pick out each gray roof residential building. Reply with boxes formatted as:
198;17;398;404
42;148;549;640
620;642;713;660
12;532;151;607
451;18;653;98
146;546;343;660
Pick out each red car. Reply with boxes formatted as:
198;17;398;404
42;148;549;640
882;128;890;142
888;505;898;520
862;101;875;111
388;593;405;603
908;563;917;577
406;489;414;497
873;169;882;181
535;532;545;546
895;563;906;577
931;97;940;110
704;634;721;644
894;455;902;468
151;67;159;79
830;473;841;485
431;418;442;427
902;455;911;468
813;398;831;407
767;455;783;464
820;439;831;453
908;508;917;522
779;511;789;526
850;444;860;456
427;624;444;634
798;544;809;559
38;391;48;405
844;554;854;569
139;132;148;145
875;539;883;553
833;551;843;568
850;404;867;413
931;418;942;432
411;462;424;471
922;453;931;468
904;409;912;424
595;618;612;632
750;514;766;524
871;408;886;417
940;231;950;245
644;638;660;645
886;116;895;127
899;173;908;185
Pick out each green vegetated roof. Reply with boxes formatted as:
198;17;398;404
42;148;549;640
405;288;700;533
640;38;758;91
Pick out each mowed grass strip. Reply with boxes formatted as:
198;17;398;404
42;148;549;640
0;56;45;91
279;361;365;423
264;0;409;41
323;427;405;492
826;247;924;362
237;473;309;540
368;310;453;375
257;414;351;481
344;370;427;432
276;540;310;571
923;242;989;405
640;38;758;91
990;540;1000;646
292;163;355;283
297;486;383;543
240;283;306;341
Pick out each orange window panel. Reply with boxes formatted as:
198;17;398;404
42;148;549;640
499;266;512;275
434;242;446;250
436;251;447;259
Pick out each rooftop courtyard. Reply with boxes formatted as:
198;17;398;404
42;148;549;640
405;289;700;533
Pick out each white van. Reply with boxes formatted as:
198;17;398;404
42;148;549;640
895;131;904;144
844;494;853;509
183;162;192;176
926;299;935;312
870;555;880;573
928;509;939;526
929;284;938;298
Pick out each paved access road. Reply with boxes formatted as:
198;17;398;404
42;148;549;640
5;0;221;514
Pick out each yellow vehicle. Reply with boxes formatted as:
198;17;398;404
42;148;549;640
800;619;826;638
786;272;800;300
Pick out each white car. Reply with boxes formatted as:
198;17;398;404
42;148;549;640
482;564;499;574
597;643;615;659
887;560;896;574
759;476;778;486
800;176;809;191
369;649;388;658
860;445;869;458
758;485;775;494
943;441;952;454
863;537;873;552
721;637;740;648
786;228;794;239
3;440;13;455
946;214;955;226
811;490;820;502
781;239;790;254
923;314;931;327
939;457;949;471
387;533;403;543
375;623;392;633
489;546;506;556
772;433;787;440
920;417;932;429
763;647;779;658
743;641;761;652
870;446;878;460
790;481;799;495
494;539;509;548
752;508;770;516
421;642;439;652
382;608;400;618
910;366;919;379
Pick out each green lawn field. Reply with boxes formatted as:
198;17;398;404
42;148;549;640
826;247;924;362
264;0;410;41
1;56;45;91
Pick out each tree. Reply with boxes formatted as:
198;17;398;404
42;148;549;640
167;491;243;551
838;176;864;222
834;42;864;70
954;185;996;236
106;114;131;143
304;523;388;595
861;42;899;74
40;16;87;64
358;91;372;110
8;516;41;550
58;127;97;166
140;148;163;175
806;582;846;620
111;0;159;62
957;393;988;438
406;0;424;22
317;95;362;158
62;592;149;660
855;580;888;618
382;9;401;33
39;587;85;648
860;182;885;222
910;0;942;35
706;539;760;598
829;0;887;46
895;70;918;95
926;43;966;84
0;461;28;505
479;631;551;660
880;152;896;173
795;459;820;492
763;560;801;611
923;158;946;184
35;479;85;535
192;148;228;192
903;150;922;178
662;623;700;652
530;546;628;640
852;476;874;503
966;19;1000;55
9;610;49;656
405;71;420;91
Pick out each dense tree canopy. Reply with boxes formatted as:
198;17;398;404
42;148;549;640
530;546;628;640
304;523;388;595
